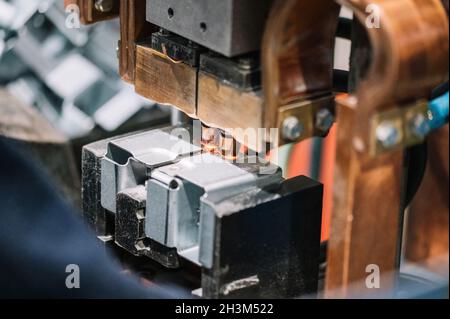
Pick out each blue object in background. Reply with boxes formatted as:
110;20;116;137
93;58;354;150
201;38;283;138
428;91;449;131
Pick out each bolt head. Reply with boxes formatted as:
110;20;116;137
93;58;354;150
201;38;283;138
282;116;303;141
376;121;400;148
410;113;430;139
95;0;114;13
316;109;334;132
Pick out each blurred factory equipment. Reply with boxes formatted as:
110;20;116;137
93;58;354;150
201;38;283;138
0;0;170;144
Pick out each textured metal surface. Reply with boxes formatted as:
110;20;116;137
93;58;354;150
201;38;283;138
82;135;115;235
115;185;180;268
146;0;273;57
115;185;147;255
201;176;323;298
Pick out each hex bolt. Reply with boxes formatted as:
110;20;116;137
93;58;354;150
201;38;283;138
315;108;334;132
409;113;430;139
376;121;400;148
282;116;303;141
94;0;114;13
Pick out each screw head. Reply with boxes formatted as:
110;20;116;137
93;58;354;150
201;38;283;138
282;116;303;141
410;113;430;139
316;109;334;132
376;121;400;148
94;0;114;13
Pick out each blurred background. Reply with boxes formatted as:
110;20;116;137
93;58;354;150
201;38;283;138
0;0;171;205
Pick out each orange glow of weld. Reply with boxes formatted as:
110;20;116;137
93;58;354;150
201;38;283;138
223;155;238;161
202;142;218;153
239;145;249;155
